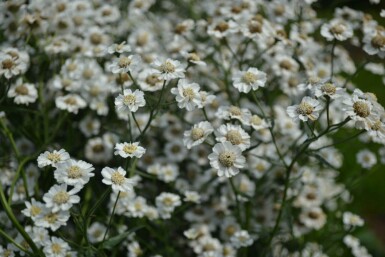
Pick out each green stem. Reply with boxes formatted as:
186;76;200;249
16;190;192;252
0;183;43;256
101;192;121;244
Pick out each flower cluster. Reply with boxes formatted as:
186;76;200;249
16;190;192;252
1;0;385;257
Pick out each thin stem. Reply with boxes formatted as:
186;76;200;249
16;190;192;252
0;183;43;256
131;113;142;134
229;178;242;226
0;228;31;254
313;130;365;151
101;192;121;243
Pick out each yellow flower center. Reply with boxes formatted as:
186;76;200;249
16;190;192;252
218;151;236;167
123;144;137;154
242;71;257;84
371;34;385;48
15;85;29;95
229;106;241;116
353;101;370;118
68;165;82;179
226;130;243;145
182;88;195;100
296;102;314;116
111;171;125;185
123;94;136;105
2;58;14;69
118;56;132;68
321;83;336;95
160;61;176;73
44;213;58;224
53;191;70;204
64;97;77;106
51;243;62;254
31;205;42;216
191;128;204;141
251;115;262;126
47;153;61;162
329;23;346;35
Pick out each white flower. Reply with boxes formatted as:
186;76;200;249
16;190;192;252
43;236;70;257
343;212;364;227
34;207;70;231
107;41;131;54
343;235;360;249
232;67;267;93
101;166;135;192
55;94;87;114
248;114;269;131
183;121;214;149
356;149;377;169
21;198;45;220
0;52;28;79
170;79;201;111
114;142;146;158
216;105;252;125
151;58;185;80
321;19;353;41
7;79;37;105
87;222;107;243
37;149;70;168
109;54;141;74
299;207;327;230
215;124;251;151
208;142;246;178
54;159;95;188
43;184;80;212
286;96;323;122
314;82;345;99
363;30;385;58
183;191;201;203
343;94;375;130
115;89;146;113
155;192;181;219
230;230;254;248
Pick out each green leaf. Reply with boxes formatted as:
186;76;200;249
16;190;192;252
100;225;144;250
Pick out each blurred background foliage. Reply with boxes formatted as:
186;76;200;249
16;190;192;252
315;0;385;255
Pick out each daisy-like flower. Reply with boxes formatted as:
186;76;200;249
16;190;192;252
343;94;375;130
230;230;254;248
155;192;181;219
216;105;252;125
151;58;185;80
109;54;141;74
0;52;27;79
208;142;246;178
43;236;70;257
87;222;107;243
101;166;135;192
299;207;327;230
183;191;201;203
43;184;80;212
216;124;251;151
115;89;146;113
171;79;201;111
321;19;353;41
356;149;377;169
232;67;267;93
343;212;364;228
55;94;87;114
37;149;70;168
107;41;131;54
286;96;323;122
114;142;146;158
248;114;269;131
54;159;95;188
363;30;385;58
183;121;214;149
21;198;45;220
7;79;38;105
34;207;70;231
314;82;345;99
